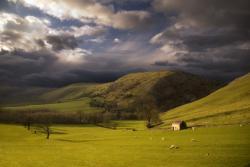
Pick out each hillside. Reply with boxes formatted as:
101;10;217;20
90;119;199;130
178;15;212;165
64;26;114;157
102;71;218;112
40;83;110;102
0;85;52;106
161;73;250;127
2;71;218;114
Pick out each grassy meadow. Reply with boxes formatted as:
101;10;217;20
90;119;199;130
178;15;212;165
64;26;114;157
0;122;249;167
4;97;102;113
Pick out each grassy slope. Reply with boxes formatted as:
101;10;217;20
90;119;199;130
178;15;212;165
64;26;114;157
0;85;52;106
103;71;218;111
4;98;101;113
161;73;250;127
2;71;218;113
0;123;249;167
40;83;110;102
2;83;110;113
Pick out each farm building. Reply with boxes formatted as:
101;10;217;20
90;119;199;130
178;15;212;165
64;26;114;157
171;121;187;131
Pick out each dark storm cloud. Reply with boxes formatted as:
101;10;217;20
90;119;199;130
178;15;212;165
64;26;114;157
24;70;124;87
182;51;250;71
0;49;126;87
152;25;250;52
151;0;250;79
182;33;250;52
153;61;176;67
0;49;58;85
1;0;249;87
35;39;46;48
153;0;250;29
46;35;79;51
154;47;250;80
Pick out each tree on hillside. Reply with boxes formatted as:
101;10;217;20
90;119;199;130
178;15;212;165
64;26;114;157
34;123;51;139
135;95;161;128
43;124;51;139
39;115;52;139
24;111;33;131
78;111;83;123
104;100;118;113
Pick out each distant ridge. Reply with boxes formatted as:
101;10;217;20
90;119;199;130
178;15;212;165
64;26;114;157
1;71;218;113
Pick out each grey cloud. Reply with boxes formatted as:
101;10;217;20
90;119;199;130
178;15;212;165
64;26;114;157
151;0;250;79
152;0;250;46
10;0;152;30
23;70;126;87
1;30;22;41
153;47;250;80
151;25;250;52
46;35;78;51
0;0;10;11
153;0;250;29
0;49;58;85
35;39;46;48
112;11;151;29
154;61;176;67
0;49;129;87
181;49;250;73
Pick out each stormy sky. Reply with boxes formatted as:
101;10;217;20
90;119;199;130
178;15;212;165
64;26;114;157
0;0;249;87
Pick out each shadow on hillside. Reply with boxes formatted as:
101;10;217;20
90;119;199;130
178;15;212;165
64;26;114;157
151;72;220;112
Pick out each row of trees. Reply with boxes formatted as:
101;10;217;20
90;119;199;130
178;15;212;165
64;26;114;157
0;94;161;129
90;95;162;128
0;109;111;124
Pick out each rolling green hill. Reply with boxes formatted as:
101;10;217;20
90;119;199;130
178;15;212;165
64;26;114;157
1;71;218;114
39;83;110;102
0;85;52;106
4;98;102;113
161;73;250;127
101;71;218;112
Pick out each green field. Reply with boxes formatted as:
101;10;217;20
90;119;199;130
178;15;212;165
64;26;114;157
1;72;249;166
4;98;102;113
162;73;250;127
0;122;249;167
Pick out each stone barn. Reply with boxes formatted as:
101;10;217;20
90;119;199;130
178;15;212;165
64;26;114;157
171;121;187;131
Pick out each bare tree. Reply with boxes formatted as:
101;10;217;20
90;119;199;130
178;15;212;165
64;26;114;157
39;115;52;139
43;124;51;139
24;112;32;131
136;95;161;128
77;111;83;124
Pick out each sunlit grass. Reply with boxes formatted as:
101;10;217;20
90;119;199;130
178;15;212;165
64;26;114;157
0;122;249;167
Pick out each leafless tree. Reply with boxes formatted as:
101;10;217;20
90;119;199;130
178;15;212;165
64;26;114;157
136;95;161;128
77;111;83;123
42;124;51;139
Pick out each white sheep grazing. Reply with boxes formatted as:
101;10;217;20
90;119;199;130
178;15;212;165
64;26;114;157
169;145;179;149
161;137;165;141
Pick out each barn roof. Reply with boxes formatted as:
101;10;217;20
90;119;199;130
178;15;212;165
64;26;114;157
172;120;185;125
